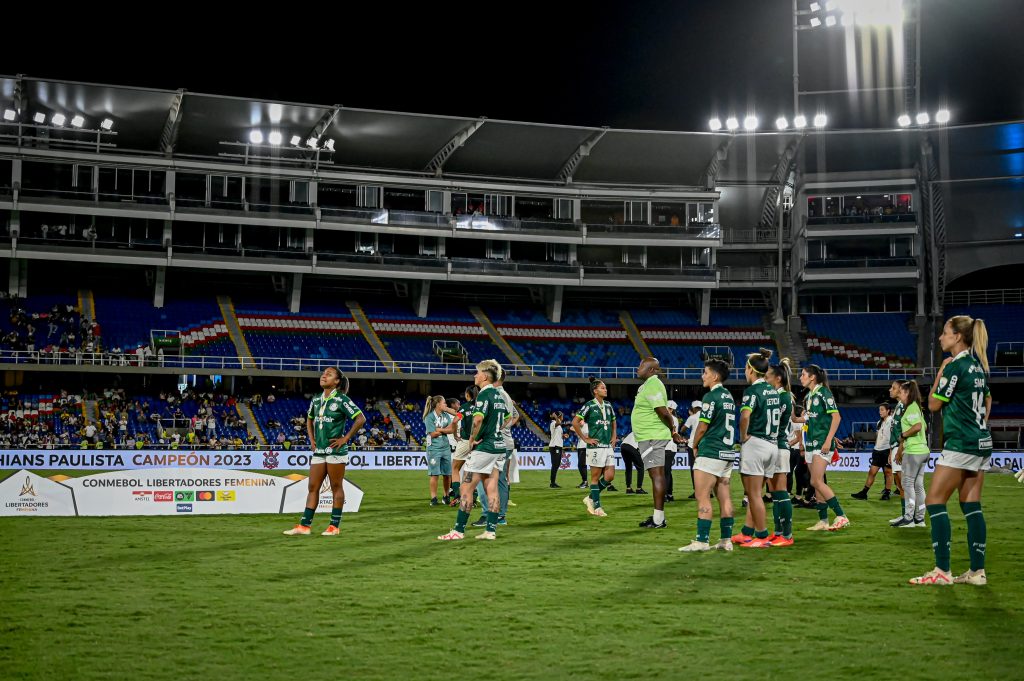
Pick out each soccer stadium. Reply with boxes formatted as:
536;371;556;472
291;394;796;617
2;2;1024;679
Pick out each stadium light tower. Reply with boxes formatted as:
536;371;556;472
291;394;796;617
793;0;920;127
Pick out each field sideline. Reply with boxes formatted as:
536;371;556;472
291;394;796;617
2;470;1022;680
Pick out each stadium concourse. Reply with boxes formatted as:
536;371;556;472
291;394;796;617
3;55;1024;678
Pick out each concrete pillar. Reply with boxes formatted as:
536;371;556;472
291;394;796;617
153;266;166;308
289;273;303;313
700;289;711;326
8;258;26;297
162;220;172;248
414;280;430;318
545;285;564;323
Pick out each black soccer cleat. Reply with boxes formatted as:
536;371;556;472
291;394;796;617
638;516;667;529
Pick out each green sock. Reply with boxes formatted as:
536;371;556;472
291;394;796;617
771;491;785;534
826;496;845;518
927;504;951;572
599;478;610;490
740;524;754;537
696;518;712;543
452;481;461;496
755;529;770;539
961;502;986;571
300;507;315;527
720;516;734;541
780;495;793;538
330;508;342;527
816;502;828;521
486;511;499;533
454;509;470;533
590;484;602;509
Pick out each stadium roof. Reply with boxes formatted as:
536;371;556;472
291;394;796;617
1;75;1021;189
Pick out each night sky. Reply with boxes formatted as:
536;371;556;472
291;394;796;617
4;0;1023;130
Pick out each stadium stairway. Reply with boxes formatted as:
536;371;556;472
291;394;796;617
216;296;254;364
379;400;416;446
470;306;532;374
772;319;807;364
346;301;400;371
237;402;266;445
78;289;95;324
516;405;550;445
619;310;653;359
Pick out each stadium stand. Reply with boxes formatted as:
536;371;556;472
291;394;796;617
804;313;916;369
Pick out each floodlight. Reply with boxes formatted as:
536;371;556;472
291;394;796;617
709;118;722;131
776;117;789;130
100;118;114;130
916;112;929;125
267;131;282;145
2;109;15;121
897;114;911;127
793;115;808;129
249;130;264;144
813;113;828;127
725;117;739;131
51;113;66;126
810;17;822;27
743;115;758;131
70;115;85;128
935;109;950;124
33;112;45;124
289;135;301;146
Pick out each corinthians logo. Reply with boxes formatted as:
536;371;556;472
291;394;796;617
19;476;37;497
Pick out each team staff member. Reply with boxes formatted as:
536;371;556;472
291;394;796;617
633;357;686;529
682;401;701;499
284;367;365;537
621;431;646;494
549;411;565;488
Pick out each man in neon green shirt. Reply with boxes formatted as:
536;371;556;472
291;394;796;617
633;357;685;529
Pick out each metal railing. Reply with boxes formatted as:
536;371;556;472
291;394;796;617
719;266;788;282
723;226;792;244
805;257;918;269
944;289;1024;306
806;213;917;226
3;349;1022;381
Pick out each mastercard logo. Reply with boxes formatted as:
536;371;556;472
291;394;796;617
196;490;215;501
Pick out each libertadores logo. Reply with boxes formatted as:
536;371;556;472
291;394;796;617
19;476;37;497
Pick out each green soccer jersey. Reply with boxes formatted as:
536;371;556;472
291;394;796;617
890;400;905;448
803;384;839;452
307;390;363;454
633;375;670;441
424;411;453;453
776;389;794;449
457;402;475;440
740;378;781;443
932;350;993;455
576;398;616;448
697;384;737;460
472;384;508;454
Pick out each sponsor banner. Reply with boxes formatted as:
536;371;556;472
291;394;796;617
0;470;77;516
0;468;362;516
0;450;1020;474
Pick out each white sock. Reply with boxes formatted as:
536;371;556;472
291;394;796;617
653;509;665;524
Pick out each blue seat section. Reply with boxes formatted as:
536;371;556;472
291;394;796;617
489;307;623;327
629;309;700;326
650;344;775;368
94;296;223;351
944;304;1024;364
510;341;639;367
379;337;505;364
252;396;406;449
804;313;916;367
363;303;476;323
235;306;374;361
186;337;237;356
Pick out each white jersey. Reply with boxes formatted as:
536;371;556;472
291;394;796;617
683;413;700;440
549;421;564;448
874;415;892;451
497;386;517;451
622;432;637;449
577;422;589;450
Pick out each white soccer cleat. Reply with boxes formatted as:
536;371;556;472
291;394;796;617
583;495;595;513
828;516;850;532
1015;468;1024;483
678;540;712;552
437;530;465;541
889;516;905;525
475;530;497;540
712;539;734;552
953;569;988;585
909;567;953;586
283;525;311;536
592;507;608;517
806;520;830;531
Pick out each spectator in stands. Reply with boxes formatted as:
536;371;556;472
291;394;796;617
851;404;894;501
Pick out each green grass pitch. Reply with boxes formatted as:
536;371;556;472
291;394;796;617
2;470;1022;680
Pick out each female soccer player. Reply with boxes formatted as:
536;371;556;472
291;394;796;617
679;358;737;552
892;380;928;528
765;358;795;546
423;395;453;507
852;403;893;501
572;376;617;517
448;385;479;505
284;367;365;536
549;411;565;488
732;349;781;548
886;380;907;523
438;359;508;541
796;364;849;532
910;316;992;586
